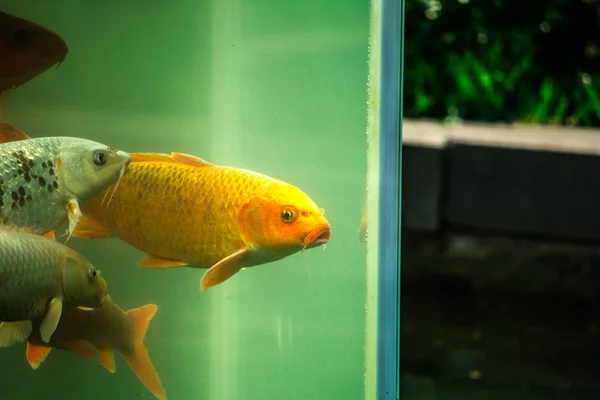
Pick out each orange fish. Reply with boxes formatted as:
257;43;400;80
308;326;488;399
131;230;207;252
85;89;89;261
71;152;332;291
25;295;166;400
0;11;68;100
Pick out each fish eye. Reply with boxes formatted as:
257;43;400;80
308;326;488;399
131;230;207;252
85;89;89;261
88;267;97;280
93;150;107;166
281;209;294;223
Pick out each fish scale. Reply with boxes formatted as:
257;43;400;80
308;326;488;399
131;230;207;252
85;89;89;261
84;160;273;265
0;137;64;234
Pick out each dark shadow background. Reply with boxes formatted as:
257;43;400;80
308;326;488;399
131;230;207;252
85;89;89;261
401;1;600;399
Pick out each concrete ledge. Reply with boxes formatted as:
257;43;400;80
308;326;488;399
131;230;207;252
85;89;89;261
403;119;600;155
402;119;600;243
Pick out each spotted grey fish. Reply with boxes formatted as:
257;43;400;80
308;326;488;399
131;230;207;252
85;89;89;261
0;122;130;240
0;229;108;347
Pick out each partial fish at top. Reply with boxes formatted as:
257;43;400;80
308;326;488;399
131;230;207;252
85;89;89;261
0;11;68;101
0;123;131;239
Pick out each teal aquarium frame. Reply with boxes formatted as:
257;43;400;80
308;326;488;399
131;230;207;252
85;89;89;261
378;0;402;399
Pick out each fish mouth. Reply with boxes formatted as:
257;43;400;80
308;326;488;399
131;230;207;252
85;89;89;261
123;158;131;173
118;152;132;174
115;163;129;178
303;224;332;250
100;284;108;302
97;274;108;306
54;54;66;69
94;288;107;307
53;47;69;69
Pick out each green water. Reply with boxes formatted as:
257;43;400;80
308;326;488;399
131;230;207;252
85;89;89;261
0;1;370;399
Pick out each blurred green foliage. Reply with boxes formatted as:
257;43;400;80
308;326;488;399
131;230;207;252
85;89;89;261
404;0;600;126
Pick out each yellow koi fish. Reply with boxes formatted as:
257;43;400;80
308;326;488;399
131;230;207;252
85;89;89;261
71;152;332;291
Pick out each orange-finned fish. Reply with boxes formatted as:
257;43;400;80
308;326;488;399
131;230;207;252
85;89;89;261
0;11;68;101
70;152;332;291
25;295;166;400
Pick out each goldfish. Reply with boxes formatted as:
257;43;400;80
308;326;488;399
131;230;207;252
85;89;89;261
0;229;107;348
0;11;68;100
0;123;130;239
71;152;332;291
25;295;166;400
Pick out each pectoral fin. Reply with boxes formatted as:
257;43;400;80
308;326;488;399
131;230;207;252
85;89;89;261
40;298;62;343
138;255;188;269
200;247;250;292
64;199;82;243
44;231;56;241
0;320;32;347
72;213;115;240
100;350;116;373
26;341;52;369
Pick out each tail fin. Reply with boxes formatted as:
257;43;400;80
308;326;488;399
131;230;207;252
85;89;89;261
124;304;166;400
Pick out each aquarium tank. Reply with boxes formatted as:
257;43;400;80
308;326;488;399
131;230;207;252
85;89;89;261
0;1;402;400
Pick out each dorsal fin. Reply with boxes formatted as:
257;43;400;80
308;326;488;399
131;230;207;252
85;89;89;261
0;122;31;143
130;152;212;167
130;153;177;164
171;152;212;167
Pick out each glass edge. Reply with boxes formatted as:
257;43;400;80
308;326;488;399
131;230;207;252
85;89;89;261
377;0;403;399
